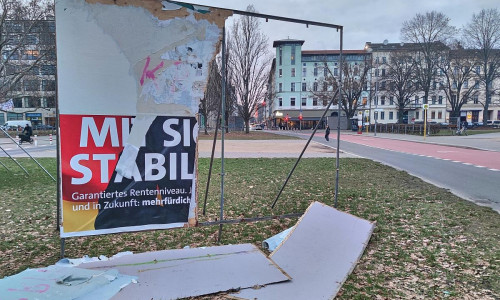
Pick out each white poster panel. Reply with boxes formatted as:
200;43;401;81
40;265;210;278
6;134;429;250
56;0;230;237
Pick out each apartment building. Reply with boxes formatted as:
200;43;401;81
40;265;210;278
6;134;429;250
269;39;369;129
0;17;57;127
269;39;499;127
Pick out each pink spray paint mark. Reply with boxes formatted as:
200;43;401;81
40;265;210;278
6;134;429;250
140;56;164;86
8;284;50;294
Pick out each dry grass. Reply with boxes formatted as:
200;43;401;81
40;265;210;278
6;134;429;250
0;157;498;299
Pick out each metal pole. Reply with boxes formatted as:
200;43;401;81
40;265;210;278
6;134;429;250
0;145;29;175
0;128;55;181
217;26;226;243
0;159;10;171
202;87;223;215
60;238;65;258
334;29;343;208
271;90;338;209
374;81;378;136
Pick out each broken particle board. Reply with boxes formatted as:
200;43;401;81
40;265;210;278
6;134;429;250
79;243;290;299
232;201;375;300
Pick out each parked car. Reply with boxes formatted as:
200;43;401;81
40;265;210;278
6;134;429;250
250;124;262;130
492;121;500;128
486;120;494;126
472;122;483;127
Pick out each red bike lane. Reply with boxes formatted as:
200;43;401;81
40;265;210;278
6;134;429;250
336;134;500;171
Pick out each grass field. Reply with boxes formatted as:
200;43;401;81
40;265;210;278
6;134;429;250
0;157;498;299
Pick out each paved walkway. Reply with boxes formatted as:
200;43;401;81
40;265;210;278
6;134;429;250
346;131;500;152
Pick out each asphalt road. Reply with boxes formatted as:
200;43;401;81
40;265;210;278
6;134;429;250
281;130;500;213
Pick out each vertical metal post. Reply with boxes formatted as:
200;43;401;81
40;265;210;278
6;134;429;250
334;29;343;208
60;238;65;258
217;26;226;243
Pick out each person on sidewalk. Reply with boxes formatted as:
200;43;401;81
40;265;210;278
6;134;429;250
325;125;330;141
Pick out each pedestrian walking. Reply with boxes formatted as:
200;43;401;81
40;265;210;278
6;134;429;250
325;124;330;141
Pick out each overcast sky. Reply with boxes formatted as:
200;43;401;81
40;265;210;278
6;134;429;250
183;0;498;51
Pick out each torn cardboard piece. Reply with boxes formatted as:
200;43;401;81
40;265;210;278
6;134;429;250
79;243;290;299
233;201;375;300
0;265;136;300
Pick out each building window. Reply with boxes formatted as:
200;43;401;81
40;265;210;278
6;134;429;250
389;96;394;105
416;111;420;119
278;69;282;77
23;80;39;91
314;63;318;76
380;81;386;90
375;57;379;64
313;98;318;106
380;111;385;120
374;96;378;106
432;96;436;104
291;97;296;106
278;83;282;92
381;96;386;105
291;45;296;65
40;65;56;75
464;80;468;89
474;80;479;89
381;69;385;76
302;82;306;91
26;97;39;108
301;97;307;106
438;111;442;119
291;83;295;92
451;95;456;102
473;95;479;104
438;96;443;104
291;68;296;77
279;97;283;107
302;67;307;77
382;57;387;63
476;66;480;74
323;83;328;91
279;47;282;66
41;80;55;91
13;98;23;108
433;81;437;90
375;69;379;77
389;111;394;120
324;66;328;77
334;68;338;76
414;96;419;104
313;82;318;91
431;111;436;119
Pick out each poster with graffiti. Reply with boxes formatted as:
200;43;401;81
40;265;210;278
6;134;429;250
56;0;230;237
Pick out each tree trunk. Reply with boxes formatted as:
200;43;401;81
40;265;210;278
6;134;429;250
483;85;491;123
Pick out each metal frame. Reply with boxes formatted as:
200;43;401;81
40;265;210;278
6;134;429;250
167;1;345;240
58;1;344;257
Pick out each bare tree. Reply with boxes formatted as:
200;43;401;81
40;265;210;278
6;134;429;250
462;8;500;123
383;51;418;123
438;47;478;119
226;5;271;133
312;57;370;127
0;0;54;105
401;11;456;105
200;60;221;135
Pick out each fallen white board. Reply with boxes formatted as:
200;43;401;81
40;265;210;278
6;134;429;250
233;201;375;300
79;243;290;299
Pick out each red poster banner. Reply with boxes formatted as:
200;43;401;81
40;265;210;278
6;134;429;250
59;115;197;237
